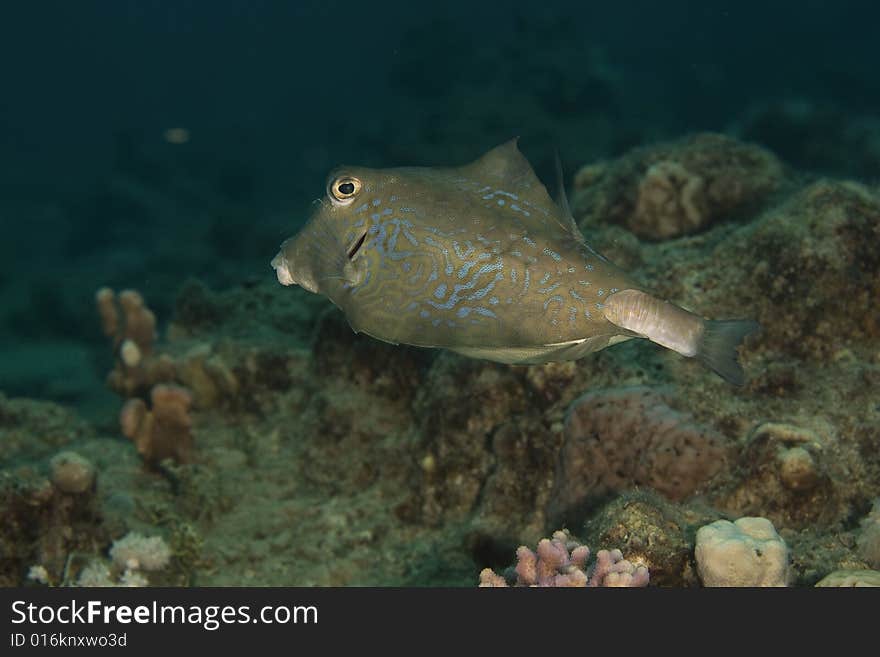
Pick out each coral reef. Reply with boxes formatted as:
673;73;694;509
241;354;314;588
572;133;785;240
4;131;879;588
478;529;649;587
695;517;790;587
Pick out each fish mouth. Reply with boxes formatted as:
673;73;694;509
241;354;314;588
270;251;295;286
347;231;368;260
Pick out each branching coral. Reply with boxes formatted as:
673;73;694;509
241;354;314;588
478;529;649;587
96;287;175;397
120;384;194;466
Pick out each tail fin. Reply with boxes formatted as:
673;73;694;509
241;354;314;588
697;320;760;386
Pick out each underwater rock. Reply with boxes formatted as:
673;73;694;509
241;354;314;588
49;451;96;494
119;384;194;466
695;517;790;587
478;529;649;587
0;394;91;464
814;569;880;587
406;354;534;528
310;307;432;401
549;386;728;522
777;446;818;492
573;133;785;240
583;491;709;587
712;180;880;361
0;467;105;586
715;420;860;530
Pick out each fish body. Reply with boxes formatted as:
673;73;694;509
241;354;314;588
272;140;757;383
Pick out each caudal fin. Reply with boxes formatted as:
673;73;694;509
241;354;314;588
697;320;760;386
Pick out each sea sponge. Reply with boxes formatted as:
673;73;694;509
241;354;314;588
549;386;728;520
120;384;194;465
695;517;790;587
573;132;785;240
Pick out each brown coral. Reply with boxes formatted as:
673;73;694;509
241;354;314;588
96;287;175;397
120;384;194;466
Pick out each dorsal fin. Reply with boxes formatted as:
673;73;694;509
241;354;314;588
554;150;586;245
460;138;585;243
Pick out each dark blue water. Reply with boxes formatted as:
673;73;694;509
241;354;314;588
1;0;877;411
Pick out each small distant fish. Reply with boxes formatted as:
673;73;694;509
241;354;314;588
272;140;758;384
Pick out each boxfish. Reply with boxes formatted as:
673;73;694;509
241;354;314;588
272;140;758;384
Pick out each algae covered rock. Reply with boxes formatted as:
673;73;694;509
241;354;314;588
583;491;711;587
573;133;785;240
49;451;96;494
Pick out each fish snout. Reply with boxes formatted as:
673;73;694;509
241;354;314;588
270;250;296;286
270;239;320;293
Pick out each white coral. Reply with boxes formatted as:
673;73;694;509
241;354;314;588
695;517;790;587
110;532;171;572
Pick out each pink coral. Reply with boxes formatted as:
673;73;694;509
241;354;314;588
479;529;649;588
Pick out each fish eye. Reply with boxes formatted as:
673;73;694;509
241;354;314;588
329;176;362;205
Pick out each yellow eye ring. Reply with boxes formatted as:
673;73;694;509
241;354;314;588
328;176;362;204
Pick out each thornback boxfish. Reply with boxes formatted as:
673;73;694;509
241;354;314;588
271;140;758;384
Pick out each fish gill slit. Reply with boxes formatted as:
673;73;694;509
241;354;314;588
347;231;368;260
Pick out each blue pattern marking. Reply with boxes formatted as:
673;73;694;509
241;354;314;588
543;247;561;262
